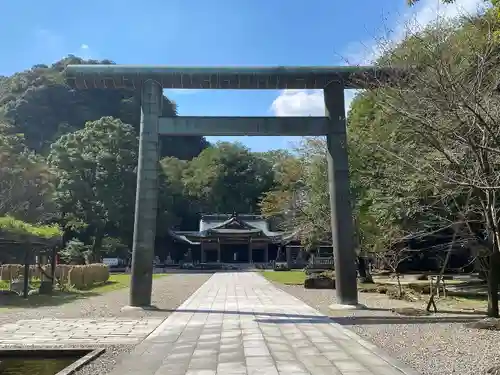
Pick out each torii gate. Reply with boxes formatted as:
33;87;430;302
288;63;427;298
64;65;391;309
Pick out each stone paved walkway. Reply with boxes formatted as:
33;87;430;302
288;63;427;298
109;273;420;375
0;274;211;326
0;318;163;346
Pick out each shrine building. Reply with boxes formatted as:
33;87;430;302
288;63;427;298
168;213;299;264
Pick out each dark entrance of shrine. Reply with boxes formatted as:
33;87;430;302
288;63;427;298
220;244;249;263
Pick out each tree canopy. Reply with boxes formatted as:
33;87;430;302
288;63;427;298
183;142;275;214
0;55;208;158
0;216;61;240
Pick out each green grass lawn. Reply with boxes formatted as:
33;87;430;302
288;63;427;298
0;273;169;309
262;270;488;313
261;271;468;290
260;271;306;285
86;273;168;293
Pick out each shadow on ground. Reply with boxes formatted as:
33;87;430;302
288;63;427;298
446;283;490;298
149;307;483;325
0;289;103;309
255;315;480;325
157;270;250;275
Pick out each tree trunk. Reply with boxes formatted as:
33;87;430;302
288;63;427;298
487;251;500;317
396;273;403;298
358;256;367;278
357;256;374;283
90;229;104;263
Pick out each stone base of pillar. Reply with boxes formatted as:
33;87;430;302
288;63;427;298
121;305;159;312
328;303;366;311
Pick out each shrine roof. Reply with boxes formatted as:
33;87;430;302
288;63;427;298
169;214;286;243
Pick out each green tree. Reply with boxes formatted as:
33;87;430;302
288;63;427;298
59;238;90;264
260;139;331;249
0;125;56;223
48;117;138;261
101;236;130;259
158;157;195;232
259;149;304;231
359;12;500;316
183;142;275;214
348;91;433;255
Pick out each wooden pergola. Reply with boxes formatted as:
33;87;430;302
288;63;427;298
0;231;62;298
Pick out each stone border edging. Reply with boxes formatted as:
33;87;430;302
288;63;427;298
55;348;105;375
0;347;105;375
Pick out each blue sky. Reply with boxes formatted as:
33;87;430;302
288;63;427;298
0;0;483;151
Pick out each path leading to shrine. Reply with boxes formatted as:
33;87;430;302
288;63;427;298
0;274;211;322
110;272;419;375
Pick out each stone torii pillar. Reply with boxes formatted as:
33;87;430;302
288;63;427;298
324;83;359;307
128;80;162;308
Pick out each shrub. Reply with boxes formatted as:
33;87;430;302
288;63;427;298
386;286;419;302
274;263;290;271
101;236;129;259
321;270;335;279
358;284;383;293
304;274;335;289
407;283;431;294
59;239;90;264
375;284;389;294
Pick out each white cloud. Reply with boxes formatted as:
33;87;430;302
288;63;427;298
344;90;358;114
33;29;97;62
270;0;487;117
78;43;93;60
270;89;358;117
271;90;324;117
412;0;486;28
348;0;487;65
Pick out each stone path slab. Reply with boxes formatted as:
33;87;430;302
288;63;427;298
109;273;420;375
0;318;163;346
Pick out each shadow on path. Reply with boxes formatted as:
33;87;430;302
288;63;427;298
153;308;483;325
255;315;480;325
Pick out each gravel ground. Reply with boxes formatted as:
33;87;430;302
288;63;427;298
73;344;136;375
0;273;211;325
277;283;500;375
0;273;212;375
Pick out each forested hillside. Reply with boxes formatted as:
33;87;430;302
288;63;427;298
0;55;208;158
